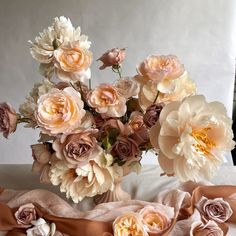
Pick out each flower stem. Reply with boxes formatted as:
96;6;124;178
17;117;31;124
153;91;160;104
112;64;122;79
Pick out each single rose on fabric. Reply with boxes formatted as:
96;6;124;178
138;205;174;234
195;197;233;223
53;129;101;167
111;136;140;161
97;48;126;70
87;84;127;118
31;143;53;184
50;152;122;202
0;102;17;138
190;220;224;236
113;212;148;236
15;203;37;228
143;104;163;128
115;77;140;99
26;218;56;236
150;95;235;182
35;87;85;135
54;41;92;82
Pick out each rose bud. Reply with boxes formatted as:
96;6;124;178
143;104;163;128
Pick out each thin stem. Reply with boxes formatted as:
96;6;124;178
89;79;92;90
112;64;122;79
70;82;79;92
153;91;160;104
17;117;31;124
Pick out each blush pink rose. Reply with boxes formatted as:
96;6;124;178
97;48;126;70
15;203;37;228
0;102;18;138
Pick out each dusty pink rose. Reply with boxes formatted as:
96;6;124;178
53;129;101;167
97;48;126;70
94;114;106;129
0;102;17;138
113;212;148;236
138;205;174;234
143;104;163;128
15;203;37;227
87;84;127;118
111;136;140;161
31;143;53;184
35;87;85;135
190;220;224;236
137;55;185;82
196;197;233;223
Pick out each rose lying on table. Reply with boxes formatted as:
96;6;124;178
0;183;236;236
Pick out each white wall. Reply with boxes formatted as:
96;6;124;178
0;0;236;164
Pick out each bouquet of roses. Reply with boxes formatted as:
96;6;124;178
0;16;234;203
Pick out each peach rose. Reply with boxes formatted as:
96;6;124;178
35;87;85;135
15;203;37;228
138;205;174;234
53;129;101;167
54;41;92;82
87;84;127;118
195;197;233;223
0;102;17;138
190;220;224;236
113;212;148;236
137;55;185;82
97;48;126;70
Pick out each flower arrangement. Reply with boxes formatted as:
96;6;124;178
0;16;235;203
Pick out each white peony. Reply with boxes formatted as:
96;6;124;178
50;151;123;202
150;95;235;182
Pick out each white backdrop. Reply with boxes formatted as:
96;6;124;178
0;0;236;164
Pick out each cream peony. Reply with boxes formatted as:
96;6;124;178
35;87;85;135
113;212;148;236
54;41;92;82
50;152;122;202
150;95;235;182
87;84;127;118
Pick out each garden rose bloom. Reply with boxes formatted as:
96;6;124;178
31;143;53;184
97;48;126;70
50;153;122;202
190;220;223;236
137;55;185;82
115;77;140;99
53;129;101;167
15;203;37;228
54;41;92;82
113;212;148;236
196;197;233;223
138;205;174;234
26;218;56;236
87;84;127;118
35;87;85;135
111;136;140;161
143;104;163;128
0;102;17;138
150;95;235;182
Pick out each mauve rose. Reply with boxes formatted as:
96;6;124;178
97;48;126;70
0;102;17;138
111;136;140;160
196;197;233;223
53;129;101;167
190;220;224;236
143;104;163;128
94;114;106;129
15;203;37;227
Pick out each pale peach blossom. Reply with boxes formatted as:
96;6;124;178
87;84;127;118
53;129;100;167
136;55;185;83
115;77;140;99
97;48;126;70
138;205;174;234
0;102;17;138
150;95;235;182
113;212;148;236
15;203;37;228
35;87;85;135
54;41;92;82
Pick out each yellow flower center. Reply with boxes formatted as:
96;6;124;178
191;128;215;157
